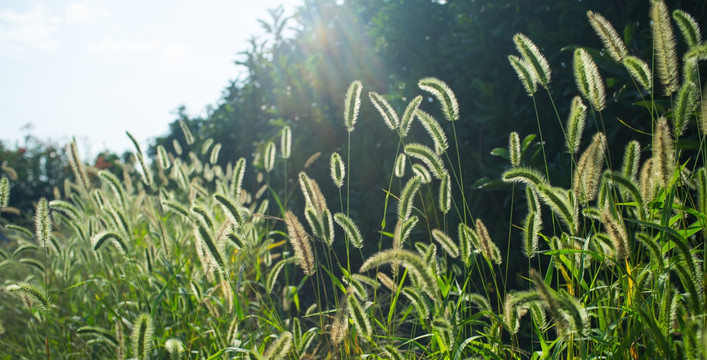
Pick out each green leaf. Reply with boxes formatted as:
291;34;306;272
321;266;347;294
490;148;510;159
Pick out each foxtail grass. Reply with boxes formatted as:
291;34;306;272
508;55;537;96
280;126;292;160
651;0;679;95
513;33;552;87
416;109;449;155
344;80;363;132
131;313;154;360
394;153;406;178
623;55;653;91
7;282;51;313
565;96;587;155
334;212;364;249
573;48;606;111
404;143;446;179
360;249;439;300
330;152;345;188
165;338;185;360
264;141;277;172
418;77;460;122
284;210;316;276
369;91;399;131
400;95;423;137
0;177;9;209
587;11;627;62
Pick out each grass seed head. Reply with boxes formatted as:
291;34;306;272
513;33;552;87
400;95;423;137
369;91;400;131
344;80;363;132
587;11;628;62
0;177;9;208
673;9;702;48
284;211;316;276
508;55;537;96
330;152;345;188
651;0;679;95
622;55;652;91
280;126;291;159
416;109;449;155
565;96;587;154
394;153;406;178
509;131;521;167
418;77;460;122
34;198;51;248
165;338;185;360
131;313;154;360
573;48;606;111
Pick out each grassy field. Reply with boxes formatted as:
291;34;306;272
1;1;707;358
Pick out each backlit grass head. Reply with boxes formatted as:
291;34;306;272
264;141;276;172
418;77;459;122
573;48;605;111
673;9;702;49
513;33;551;88
369;91;399;131
508;55;537;96
284;210;316;276
1;177;10;208
131;313;154;360
587;11;627;62
280;126;292;159
400;95;423;137
651;0;678;95
344;80;363;132
34;198;51;248
360;249;439;300
7;282;52;313
330;152;345;188
565;96;587;155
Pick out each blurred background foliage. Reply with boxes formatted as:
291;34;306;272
3;0;706;275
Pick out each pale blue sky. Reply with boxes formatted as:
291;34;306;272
0;0;300;157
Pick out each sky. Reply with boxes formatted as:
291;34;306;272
0;0;301;158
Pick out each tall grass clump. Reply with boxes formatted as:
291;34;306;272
1;2;706;359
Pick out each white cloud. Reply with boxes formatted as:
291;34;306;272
87;37;161;54
0;4;61;54
87;37;193;68
65;3;108;24
163;44;193;66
